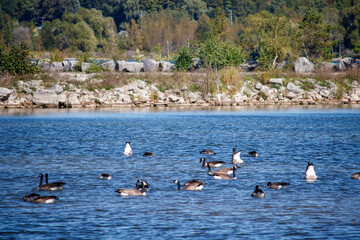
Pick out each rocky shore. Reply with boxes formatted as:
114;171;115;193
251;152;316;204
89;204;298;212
0;71;359;109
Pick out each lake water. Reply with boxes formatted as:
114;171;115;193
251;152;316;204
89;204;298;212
0;105;360;239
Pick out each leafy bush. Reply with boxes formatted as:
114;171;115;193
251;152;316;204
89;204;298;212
174;46;193;71
86;62;102;74
299;80;315;91
0;42;39;75
50;49;66;62
199;38;244;70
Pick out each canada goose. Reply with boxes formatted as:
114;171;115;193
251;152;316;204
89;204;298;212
115;187;146;196
351;172;360;179
214;165;238;175
208;165;237;179
184;179;200;186
123;142;133;156
200;157;225;168
173;179;204;191
200;149;216;155
136;180;150;192
115;180;149;196
99;173;112;180
23;193;58;204
232;148;243;165
266;182;290;189
251;185;265;198
44;173;66;186
305;162;318;180
247;151;259;157
143;152;154;157
38;173;65;191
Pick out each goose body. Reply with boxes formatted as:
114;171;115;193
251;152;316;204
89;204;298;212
305;162;317;180
251;185;265;198
200;149;216;155
208;165;237;179
23;193;58;204
266;182;290;189
351;172;360;180
143;152;154;157
184;179;200;186
200;157;225;168
247;151;259;157
214;166;238;175
115;188;146;196
99;173;112;180
232;148;243;165
123;142;133;156
38;173;65;191
173;179;204;191
115;180;149;196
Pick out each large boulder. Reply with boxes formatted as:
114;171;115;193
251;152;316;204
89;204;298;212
294;57;314;73
285;91;297;99
18;80;42;93
50;84;63;94
38;61;51;71
320;62;336;71
269;78;284;86
49;62;64;72
0;87;12;101
32;90;58;107
159;61;175;72
287;83;302;94
143;59;159;72
68;93;81;107
336;57;354;71
81;62;91;72
255;82;262;90
239;62;258;72
117;61;144;72
101;61;117;72
234;93;248;103
63;60;78;71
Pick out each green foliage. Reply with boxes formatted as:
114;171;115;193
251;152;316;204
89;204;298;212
50;49;66;62
85;62;102;74
133;49;145;62
257;91;268;100
150;91;159;100
0;42;39;75
174;46;193;71
299;80;315;91
77;51;91;63
199;38;244;70
355;43;360;54
299;8;335;61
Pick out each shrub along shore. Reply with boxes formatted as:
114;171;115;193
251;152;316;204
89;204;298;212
0;59;360;109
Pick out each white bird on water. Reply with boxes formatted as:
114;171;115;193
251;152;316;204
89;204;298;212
123;142;133;156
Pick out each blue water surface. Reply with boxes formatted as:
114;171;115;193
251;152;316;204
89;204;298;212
0;105;359;239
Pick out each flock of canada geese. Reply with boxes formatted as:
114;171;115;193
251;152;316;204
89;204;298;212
23;141;360;203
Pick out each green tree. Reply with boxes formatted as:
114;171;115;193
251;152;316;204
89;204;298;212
341;2;360;49
196;14;212;42
255;14;296;69
199;7;244;70
174;45;193;71
199;38;244;70
355;42;360;54
0;42;39;75
299;8;335;61
184;0;207;20
40;21;56;50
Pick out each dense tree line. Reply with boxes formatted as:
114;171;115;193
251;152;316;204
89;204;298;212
0;0;359;68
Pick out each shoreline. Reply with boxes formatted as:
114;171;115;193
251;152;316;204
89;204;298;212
1;72;359;109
